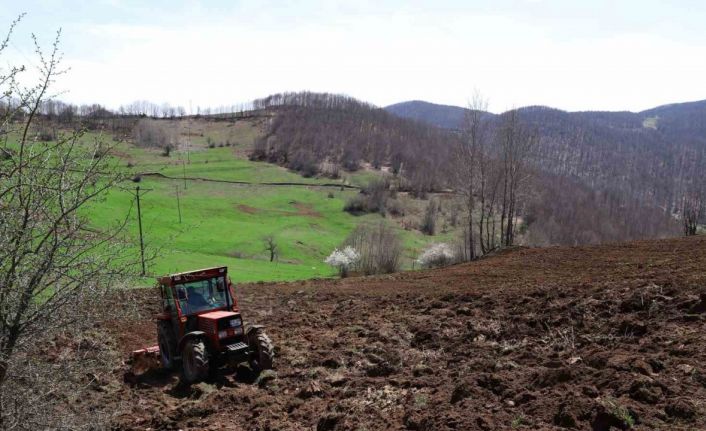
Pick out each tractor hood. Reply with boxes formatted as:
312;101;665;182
199;310;238;321
197;310;243;336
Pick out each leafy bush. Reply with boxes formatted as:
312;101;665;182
417;243;455;268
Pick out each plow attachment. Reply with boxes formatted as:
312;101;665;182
124;345;161;383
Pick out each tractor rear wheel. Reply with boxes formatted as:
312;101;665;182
248;328;274;372
157;321;177;370
181;339;209;384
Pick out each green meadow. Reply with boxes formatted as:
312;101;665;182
73;119;456;285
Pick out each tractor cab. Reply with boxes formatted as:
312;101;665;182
152;266;274;383
174;274;231;315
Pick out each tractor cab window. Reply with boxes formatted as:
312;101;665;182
175;276;229;315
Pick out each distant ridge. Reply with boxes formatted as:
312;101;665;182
384;100;470;129
385;99;706;131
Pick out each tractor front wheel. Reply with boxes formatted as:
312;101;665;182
181;339;209;384
248;328;274;373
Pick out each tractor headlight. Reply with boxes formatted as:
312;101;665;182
230;318;242;328
219;328;243;339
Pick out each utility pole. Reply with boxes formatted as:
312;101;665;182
135;186;146;276
182;159;187;190
123;185;152;276
187;99;192;164
176;185;182;224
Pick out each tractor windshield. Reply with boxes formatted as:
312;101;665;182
175;276;230;315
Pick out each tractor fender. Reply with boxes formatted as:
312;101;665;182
177;331;206;352
245;324;265;336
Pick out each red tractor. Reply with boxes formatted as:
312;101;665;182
149;266;274;383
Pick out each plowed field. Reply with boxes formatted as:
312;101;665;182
100;236;706;430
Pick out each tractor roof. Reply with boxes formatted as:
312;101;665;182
157;266;227;285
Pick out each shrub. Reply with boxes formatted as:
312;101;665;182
133;119;176;149
343;178;391;215
417;243;455;268
344;222;402;275
421;199;438;235
299;161;319;178
0;148;15;160
324;246;360;277
343;194;367;214
363;178;389;206
37;128;57;142
386;198;405;217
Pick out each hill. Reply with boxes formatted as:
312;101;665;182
76;114;453;283
385;100;471;129
25;93;705;281
250;92;697;247
82;236;706;429
384;98;706;242
385;98;706;135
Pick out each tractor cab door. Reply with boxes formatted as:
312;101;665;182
160;283;182;336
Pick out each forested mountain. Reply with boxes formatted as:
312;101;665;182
386;99;706;228
251;92;457;195
251;92;704;247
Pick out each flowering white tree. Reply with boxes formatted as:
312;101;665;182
417;243;455;268
325;246;360;277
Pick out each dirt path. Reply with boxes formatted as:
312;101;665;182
98;236;706;430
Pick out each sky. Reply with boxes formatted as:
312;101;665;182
2;0;706;113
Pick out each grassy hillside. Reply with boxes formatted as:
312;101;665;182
79;117;456;284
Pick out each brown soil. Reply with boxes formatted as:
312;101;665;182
236;203;261;214
96;236;706;430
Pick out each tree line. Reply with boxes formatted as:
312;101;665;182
250;92;456;195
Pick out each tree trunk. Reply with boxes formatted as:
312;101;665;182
0;358;7;428
467;194;475;260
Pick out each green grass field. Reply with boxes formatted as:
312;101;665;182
88;176;368;283
63;119;458;285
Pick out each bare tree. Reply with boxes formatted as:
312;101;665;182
421;198;438;236
682;183;705;236
498;109;537;247
0;19;133;428
455;91;491;259
263;235;278;262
